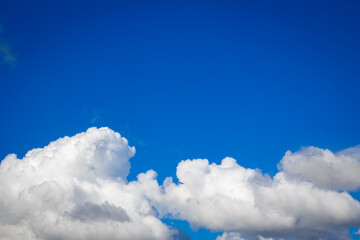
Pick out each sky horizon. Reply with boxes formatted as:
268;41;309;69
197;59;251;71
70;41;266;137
1;1;360;239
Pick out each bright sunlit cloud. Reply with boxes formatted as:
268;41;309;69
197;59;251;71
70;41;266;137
0;128;359;240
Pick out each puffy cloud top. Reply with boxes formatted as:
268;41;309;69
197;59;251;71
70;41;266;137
0;127;177;240
1;127;135;183
0;127;359;240
279;146;360;191
149;158;360;239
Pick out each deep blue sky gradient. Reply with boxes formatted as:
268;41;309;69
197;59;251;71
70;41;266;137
1;1;360;239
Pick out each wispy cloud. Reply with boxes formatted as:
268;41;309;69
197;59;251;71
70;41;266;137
0;25;16;65
0;44;15;63
91;114;101;124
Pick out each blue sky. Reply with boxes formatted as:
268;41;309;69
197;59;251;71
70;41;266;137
1;1;360;239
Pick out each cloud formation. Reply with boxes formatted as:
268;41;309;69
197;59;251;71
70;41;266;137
0;128;179;240
148;158;360;239
279;146;360;191
0;127;359;240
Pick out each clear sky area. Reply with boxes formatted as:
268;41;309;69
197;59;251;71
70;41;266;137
0;1;360;239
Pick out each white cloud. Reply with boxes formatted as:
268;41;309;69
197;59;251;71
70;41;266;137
279;146;360;190
0;127;179;240
216;232;275;240
216;232;247;240
0;127;359;240
147;158;360;239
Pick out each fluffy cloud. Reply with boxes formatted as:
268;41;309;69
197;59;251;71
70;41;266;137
216;232;247;240
0;127;359;240
147;157;360;239
279;146;360;191
0;127;179;240
216;232;274;240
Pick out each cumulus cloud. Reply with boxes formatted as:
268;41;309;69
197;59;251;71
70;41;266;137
145;157;360;239
279;146;360;191
0;128;180;240
0;127;359;240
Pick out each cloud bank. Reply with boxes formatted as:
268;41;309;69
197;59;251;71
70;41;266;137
0;127;359;240
148;158;360;239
